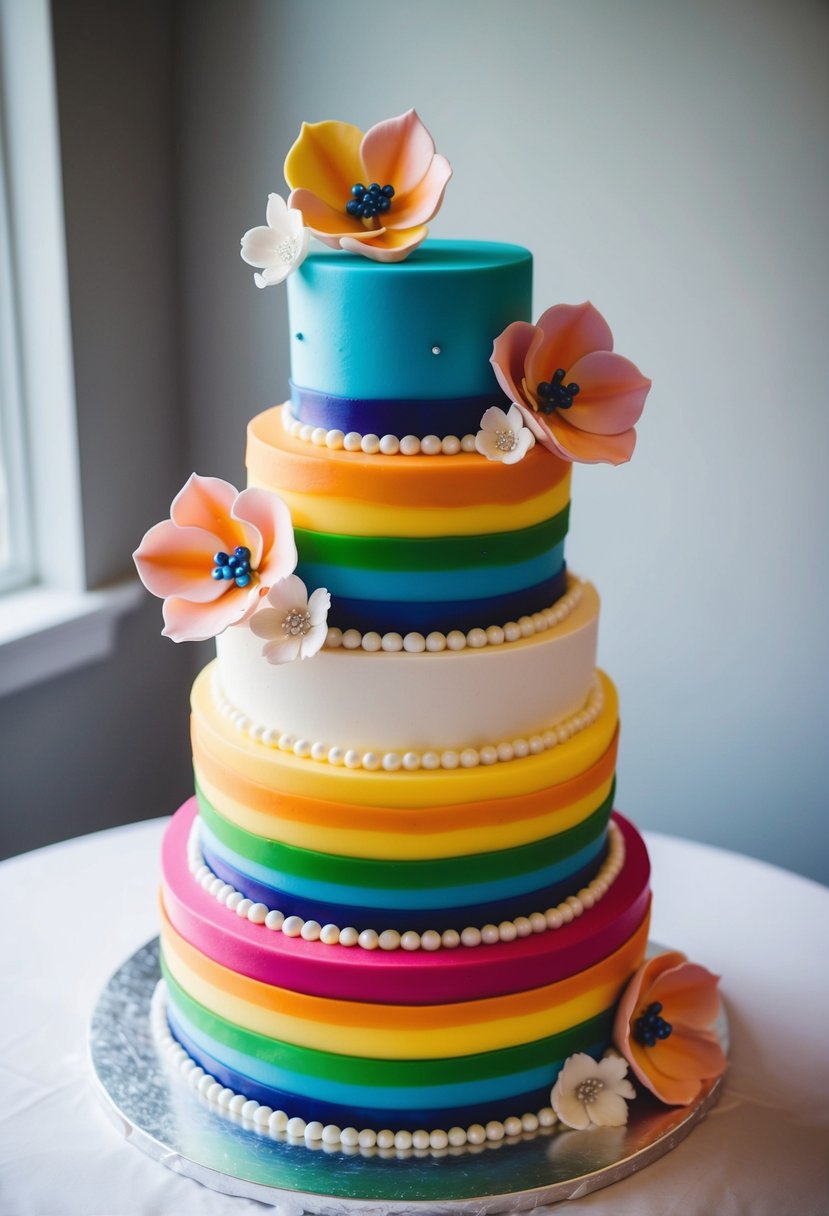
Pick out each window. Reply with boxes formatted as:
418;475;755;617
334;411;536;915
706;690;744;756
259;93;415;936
0;0;140;696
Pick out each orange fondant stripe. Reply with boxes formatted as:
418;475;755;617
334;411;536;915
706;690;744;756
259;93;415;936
160;896;650;1042
191;722;619;835
246;406;571;509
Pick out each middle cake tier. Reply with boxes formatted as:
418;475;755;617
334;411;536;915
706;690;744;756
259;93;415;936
246;404;572;635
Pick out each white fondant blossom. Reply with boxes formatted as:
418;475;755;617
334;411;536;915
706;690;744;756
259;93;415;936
240;193;310;287
474;404;535;464
249;574;331;664
551;1052;636;1130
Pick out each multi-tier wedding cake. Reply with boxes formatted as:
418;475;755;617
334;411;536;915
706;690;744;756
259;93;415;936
134;109;725;1154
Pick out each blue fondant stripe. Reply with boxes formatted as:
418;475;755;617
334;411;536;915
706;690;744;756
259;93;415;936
297;545;564;604
199;819;605;911
197;838;607;933
326;567;567;635
167;998;598;1112
290;382;508;441
167;1009;587;1131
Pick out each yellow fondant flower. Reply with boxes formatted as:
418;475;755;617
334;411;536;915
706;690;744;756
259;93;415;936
284;109;452;263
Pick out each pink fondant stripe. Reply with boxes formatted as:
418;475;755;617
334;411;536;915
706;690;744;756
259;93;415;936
161;799;650;1006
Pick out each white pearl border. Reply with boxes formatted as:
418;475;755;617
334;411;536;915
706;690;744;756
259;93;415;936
214;670;605;773
186;816;625;953
151;979;560;1155
324;579;584;655
284;407;477;457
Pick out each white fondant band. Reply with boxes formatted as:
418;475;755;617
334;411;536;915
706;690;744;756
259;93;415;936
216;582;600;755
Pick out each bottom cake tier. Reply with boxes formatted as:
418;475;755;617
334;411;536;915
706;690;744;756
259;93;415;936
158;801;651;1138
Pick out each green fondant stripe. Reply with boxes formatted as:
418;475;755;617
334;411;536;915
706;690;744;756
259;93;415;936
195;779;615;891
162;959;614;1087
294;507;570;573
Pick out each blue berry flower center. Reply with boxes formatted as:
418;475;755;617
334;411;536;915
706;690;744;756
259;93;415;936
537;368;580;413
633;1001;673;1047
211;546;254;589
346;182;395;220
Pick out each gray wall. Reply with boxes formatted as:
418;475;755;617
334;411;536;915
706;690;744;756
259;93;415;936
0;1;194;858
2;0;827;887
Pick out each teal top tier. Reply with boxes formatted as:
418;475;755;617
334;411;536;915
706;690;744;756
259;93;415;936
286;240;532;403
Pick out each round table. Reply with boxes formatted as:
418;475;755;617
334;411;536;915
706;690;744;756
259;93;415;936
2;818;827;1215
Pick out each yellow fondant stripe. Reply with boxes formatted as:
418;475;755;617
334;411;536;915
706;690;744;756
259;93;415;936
160;903;650;1059
246;482;571;539
194;768;616;860
190;664;619;810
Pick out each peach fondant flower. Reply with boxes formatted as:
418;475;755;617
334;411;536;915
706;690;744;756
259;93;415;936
613;951;726;1105
133;474;297;643
490;302;651;465
250;575;331;664
551;1052;636;1129
284;109;452;263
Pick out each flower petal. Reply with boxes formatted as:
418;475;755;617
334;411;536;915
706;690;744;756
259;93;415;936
232;489;297;584
650;1027;727;1081
133;520;229;603
551;1084;590;1131
564;352;651;434
283;120;364;210
387;154;453;229
627;1041;706;1105
161;587;255;643
307;586;332;627
262;635;302;665
339;224;430;262
500;428;534;464
261;573;310;619
479;405;513;435
170;473;238;533
525;303;614;393
360;109;437;199
490;321;538;405
299;620;328;660
475;429;503;462
545;413;637;465
648;962;722;1031
589;1089;630;1127
287;187;373;241
240;224;287;269
248;606;288;641
265;192;291;232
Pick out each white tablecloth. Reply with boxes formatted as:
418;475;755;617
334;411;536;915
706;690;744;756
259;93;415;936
1;818;827;1215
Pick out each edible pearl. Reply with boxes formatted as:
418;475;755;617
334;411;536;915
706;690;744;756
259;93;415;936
311;427;327;446
403;632;426;653
343;432;362;451
420;434;441;455
361;632;382;652
421;930;442;951
400;931;421;951
446;630;466;651
320;923;340;945
338;926;359;947
264;909;284;930
326;429;344;449
379;434;400;455
461;434;477;452
301;919;321;941
441;435;461;455
425;631;446;652
361;433;380;454
282;915;303;937
379;929;401;951
381;632;403;651
358;929;379;950
400;435;420;456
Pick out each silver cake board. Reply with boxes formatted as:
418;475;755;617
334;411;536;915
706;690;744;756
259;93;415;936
89;938;725;1213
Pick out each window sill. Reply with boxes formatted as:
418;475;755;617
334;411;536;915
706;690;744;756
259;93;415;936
0;580;144;698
